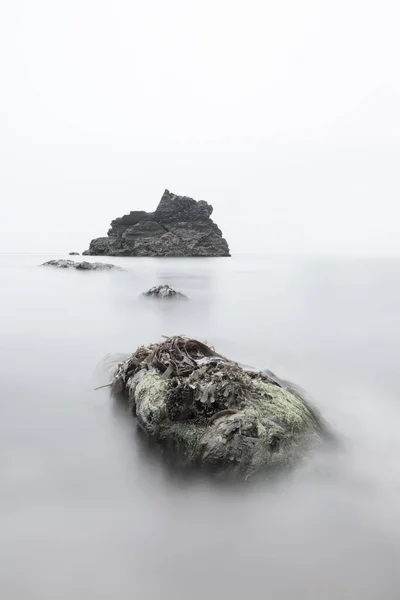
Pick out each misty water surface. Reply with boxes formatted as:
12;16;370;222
1;254;400;599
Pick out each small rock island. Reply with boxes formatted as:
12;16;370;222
83;189;230;257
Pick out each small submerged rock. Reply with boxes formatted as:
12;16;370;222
109;336;332;480
69;252;80;255
143;285;187;299
42;259;120;271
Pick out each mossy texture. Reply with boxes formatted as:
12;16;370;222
252;380;318;431
134;372;168;435
113;336;329;480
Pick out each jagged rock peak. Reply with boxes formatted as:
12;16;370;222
83;190;230;257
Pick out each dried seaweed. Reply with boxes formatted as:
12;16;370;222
113;336;263;423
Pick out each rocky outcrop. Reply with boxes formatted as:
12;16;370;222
42;259;120;271
143;285;187;299
110;336;331;480
83;189;230;257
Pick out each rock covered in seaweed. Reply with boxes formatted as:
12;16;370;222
143;285;187;299
83;189;230;257
42;259;120;271
111;336;330;480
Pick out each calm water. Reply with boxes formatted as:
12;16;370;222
1;254;400;599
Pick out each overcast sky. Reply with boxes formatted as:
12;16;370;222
0;0;399;255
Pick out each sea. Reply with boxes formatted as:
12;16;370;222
1;253;400;599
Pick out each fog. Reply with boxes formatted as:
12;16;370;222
1;0;399;254
1;255;400;599
1;2;400;598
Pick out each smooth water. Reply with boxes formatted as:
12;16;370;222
1;254;400;599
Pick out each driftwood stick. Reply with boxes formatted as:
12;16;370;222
94;383;113;391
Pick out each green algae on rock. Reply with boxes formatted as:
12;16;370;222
111;336;330;480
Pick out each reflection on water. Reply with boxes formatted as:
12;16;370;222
1;254;400;599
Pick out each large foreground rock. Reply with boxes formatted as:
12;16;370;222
42;259;120;271
83;189;230;257
111;336;331;480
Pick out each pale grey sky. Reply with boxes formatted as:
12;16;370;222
1;0;399;254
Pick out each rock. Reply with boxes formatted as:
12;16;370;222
143;285;187;299
74;261;120;271
110;336;331;480
83;189;230;257
69;252;80;255
42;259;120;271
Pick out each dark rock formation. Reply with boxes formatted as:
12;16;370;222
109;336;331;480
143;285;187;299
83;189;230;257
42;259;120;271
69;252;80;255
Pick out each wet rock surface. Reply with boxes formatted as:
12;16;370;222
110;336;331;480
143;285;187;299
83;189;230;257
42;259;120;271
